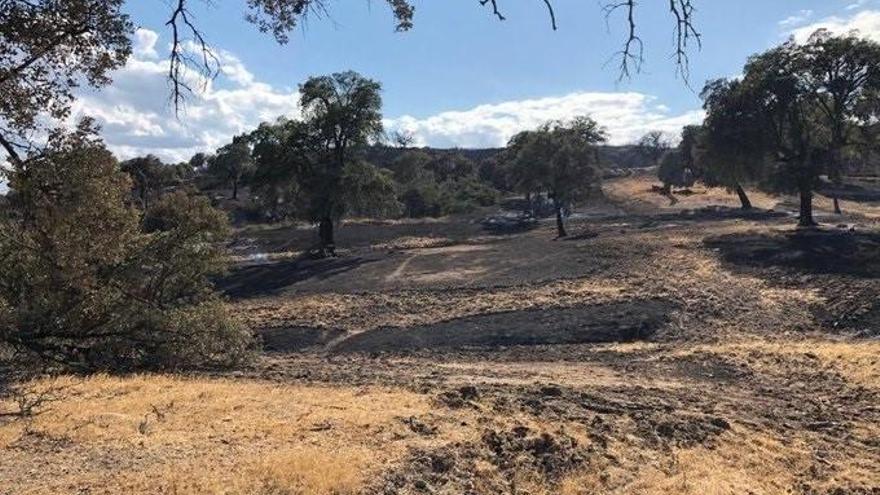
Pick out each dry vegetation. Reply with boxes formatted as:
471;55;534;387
3;175;880;494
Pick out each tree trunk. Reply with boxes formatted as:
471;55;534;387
232;179;239;200
318;217;336;256
798;187;817;228
734;183;752;210
833;196;842;215
555;204;567;238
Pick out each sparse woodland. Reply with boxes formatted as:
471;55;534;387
1;2;880;494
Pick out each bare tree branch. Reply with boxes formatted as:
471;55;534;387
603;0;644;81
668;0;701;82
166;0;220;114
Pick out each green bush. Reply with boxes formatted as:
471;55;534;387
0;127;253;371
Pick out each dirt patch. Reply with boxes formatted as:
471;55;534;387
332;299;675;354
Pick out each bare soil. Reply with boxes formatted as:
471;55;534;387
2;175;879;494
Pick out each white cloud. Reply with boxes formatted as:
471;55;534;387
790;9;880;43
72;29;300;163
74;29;701;162
385;92;704;148
847;0;871;11
779;9;814;27
132;28;159;59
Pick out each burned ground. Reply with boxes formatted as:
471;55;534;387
2;175;879;494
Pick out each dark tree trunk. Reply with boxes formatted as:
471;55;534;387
734;183;752;210
555;204;567;238
833;196;842;215
318;217;336;256
232;179;239;200
798;187;817;227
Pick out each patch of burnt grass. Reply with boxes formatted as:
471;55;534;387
705;228;880;279
332;299;676;354
368;426;590;495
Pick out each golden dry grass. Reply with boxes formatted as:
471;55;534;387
604;175;780;211
237;277;626;334
559;421;880;495
0;375;453;495
3;333;879;495
685;338;880;390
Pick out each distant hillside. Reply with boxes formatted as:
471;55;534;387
364;145;653;170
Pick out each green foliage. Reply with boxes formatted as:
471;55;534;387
208;135;254;199
387;150;499;218
340;160;401;218
0;124;253;371
502;116;606;236
657;152;694;189
697;32;880;224
0;0;133;144
248;72;401;251
426;153;475;182
388;150;433;184
120;155;163;208
504;116;607;206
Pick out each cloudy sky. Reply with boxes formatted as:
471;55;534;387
75;0;880;162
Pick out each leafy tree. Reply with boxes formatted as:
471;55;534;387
637;131;672;171
478;155;510;192
700;34;880;226
0;123;252;370
0;0;132;161
799;29;880;214
505;116;606;238
248;119;310;221
697;79;767;210
657;151;694;191
656;126;698;195
120;154;164;209
679;125;702;173
339;160;401;218
208;135;254;200
189;152;209;171
426;153;476;182
299;71;385;255
702;40;844;226
388;150;433;184
248;74;397;250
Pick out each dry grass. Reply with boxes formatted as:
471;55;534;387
0;375;449;495
604;176;779;211
558;423;880;494
237;276;625;334
686;338;880;389
370;236;457;251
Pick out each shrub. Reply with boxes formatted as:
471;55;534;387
0;126;253;371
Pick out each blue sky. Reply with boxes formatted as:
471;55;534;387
76;0;880;161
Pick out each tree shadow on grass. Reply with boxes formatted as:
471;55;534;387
218;255;379;299
704;228;880;279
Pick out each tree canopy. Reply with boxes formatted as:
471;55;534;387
698;32;880;225
504;116;607;237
